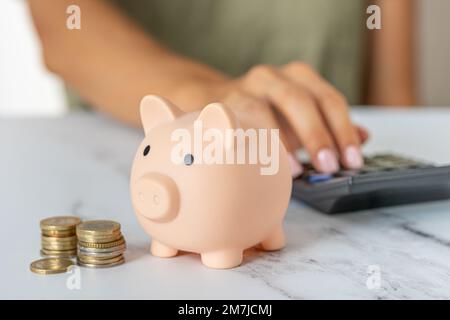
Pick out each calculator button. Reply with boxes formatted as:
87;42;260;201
306;173;333;183
337;170;359;177
359;167;380;174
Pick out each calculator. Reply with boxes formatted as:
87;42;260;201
292;154;450;213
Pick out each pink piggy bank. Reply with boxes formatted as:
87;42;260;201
130;95;292;269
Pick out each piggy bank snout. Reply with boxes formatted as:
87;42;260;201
132;173;179;222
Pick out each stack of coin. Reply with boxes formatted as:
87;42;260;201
40;216;81;258
76;220;126;268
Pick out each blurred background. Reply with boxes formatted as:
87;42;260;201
1;0;450;117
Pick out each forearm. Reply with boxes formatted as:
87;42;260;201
28;0;227;126
366;0;416;106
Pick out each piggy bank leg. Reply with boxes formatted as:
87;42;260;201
201;250;243;269
151;240;178;258
260;225;285;251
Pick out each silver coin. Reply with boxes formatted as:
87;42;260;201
77;249;125;259
78;243;126;253
77;257;125;268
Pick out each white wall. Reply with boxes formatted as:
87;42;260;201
0;0;449;116
0;0;66;117
417;0;450;106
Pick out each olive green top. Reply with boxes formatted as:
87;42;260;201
68;0;367;108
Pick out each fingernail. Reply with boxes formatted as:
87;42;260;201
345;145;363;169
316;148;339;173
287;153;303;178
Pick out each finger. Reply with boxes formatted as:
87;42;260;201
271;105;302;151
271;110;304;177
243;65;339;173
222;90;302;177
221;89;288;145
355;125;370;144
254;105;303;178
282;62;364;170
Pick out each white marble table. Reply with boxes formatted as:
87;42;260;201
1;108;450;299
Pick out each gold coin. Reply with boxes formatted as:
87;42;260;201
77;253;123;264
41;244;77;251
41;248;77;257
41;235;78;244
41;243;77;251
41;248;77;256
77;229;121;237
77;232;122;244
42;242;77;251
40;249;77;258
77;252;123;262
41;245;77;252
30;258;74;275
76;220;120;237
77;257;124;268
42;229;76;237
78;237;125;249
40;216;81;231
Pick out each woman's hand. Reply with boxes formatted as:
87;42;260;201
29;0;368;176
207;62;368;175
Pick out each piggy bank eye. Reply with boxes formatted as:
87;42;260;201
143;145;151;156
184;154;194;166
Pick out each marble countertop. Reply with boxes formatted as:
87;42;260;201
1;107;450;299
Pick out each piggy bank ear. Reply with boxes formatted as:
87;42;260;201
197;103;238;150
140;95;182;133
